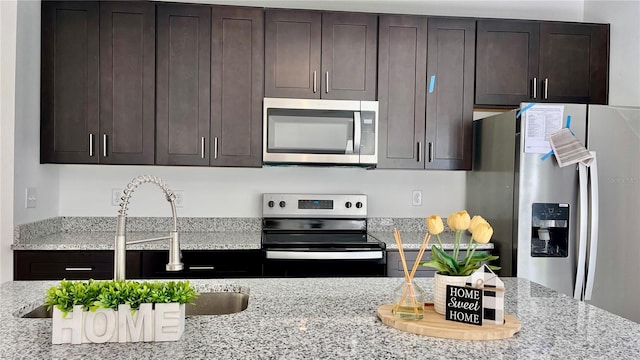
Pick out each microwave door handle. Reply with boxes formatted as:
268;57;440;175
353;112;362;155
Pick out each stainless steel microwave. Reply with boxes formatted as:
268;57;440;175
263;98;378;166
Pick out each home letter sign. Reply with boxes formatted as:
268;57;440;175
51;303;185;344
445;285;483;326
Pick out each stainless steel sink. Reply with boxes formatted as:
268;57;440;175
185;291;248;316
21;292;249;318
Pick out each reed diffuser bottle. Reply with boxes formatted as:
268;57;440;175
393;280;426;319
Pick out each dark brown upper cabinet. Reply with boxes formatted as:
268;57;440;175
265;9;377;100
41;1;100;164
377;15;427;169
475;20;539;107
99;1;155;165
377;16;475;170
475;20;609;106
41;1;155;165
155;4;211;166
425;18;475;170
210;6;264;167
539;22;609;104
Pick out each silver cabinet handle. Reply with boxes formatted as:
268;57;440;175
428;142;434;162
417;142;422;162
65;267;93;271
544;78;549;100
313;71;317;93
532;77;537;99
89;134;94;157
201;137;205;159
325;72;329;93
188;266;215;271
214;137;219;159
103;134;107;157
353;112;361;154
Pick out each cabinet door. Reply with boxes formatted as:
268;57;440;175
99;1;155;165
14;250;141;280
210;7;264;167
264;9;321;99
425;18;475;170
321;12;377;100
156;4;211;165
141;250;263;278
41;1;99;164
387;250;436;278
377;15;427;169
475;20;540;106
539;23;609;104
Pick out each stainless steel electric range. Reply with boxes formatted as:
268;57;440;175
261;193;386;277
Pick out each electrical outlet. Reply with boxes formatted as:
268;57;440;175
112;189;123;206
412;190;422;206
174;190;184;208
25;187;37;208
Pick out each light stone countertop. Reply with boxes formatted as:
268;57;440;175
12;231;492;251
11;231;263;251
12;217;493;251
1;277;638;359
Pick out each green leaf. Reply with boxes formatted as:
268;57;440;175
433;246;460;274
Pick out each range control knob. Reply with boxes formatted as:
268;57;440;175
355;201;363;209
267;200;275;208
345;202;352;208
279;201;286;208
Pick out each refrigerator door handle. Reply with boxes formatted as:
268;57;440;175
584;153;599;300
574;163;589;300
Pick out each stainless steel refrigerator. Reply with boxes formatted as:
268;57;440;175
467;103;640;323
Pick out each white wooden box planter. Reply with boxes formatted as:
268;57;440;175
52;303;185;344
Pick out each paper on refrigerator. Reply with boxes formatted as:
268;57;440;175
523;105;564;154
548;128;594;167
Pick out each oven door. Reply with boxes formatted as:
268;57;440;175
262;244;386;277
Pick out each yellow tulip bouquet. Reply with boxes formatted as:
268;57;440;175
420;210;500;276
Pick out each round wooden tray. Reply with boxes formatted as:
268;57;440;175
377;303;521;340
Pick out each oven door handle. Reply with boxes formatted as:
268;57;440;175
265;250;383;260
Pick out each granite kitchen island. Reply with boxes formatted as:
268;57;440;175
1;277;638;359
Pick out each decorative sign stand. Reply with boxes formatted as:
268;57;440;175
465;264;505;325
377;265;519;339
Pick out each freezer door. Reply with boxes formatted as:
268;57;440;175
586;105;640;323
516;103;587;297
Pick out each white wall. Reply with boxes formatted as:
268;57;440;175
1;0;18;283
55;0;585;220
177;0;585;21
9;0;603;231
13;0;59;226
584;0;640;107
59;165;466;218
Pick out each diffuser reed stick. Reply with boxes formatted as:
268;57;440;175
392;229;431;318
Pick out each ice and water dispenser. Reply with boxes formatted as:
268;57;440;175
531;203;569;257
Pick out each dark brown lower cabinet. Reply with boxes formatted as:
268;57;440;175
141;250;263;279
387;250;436;278
14;250;141;280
